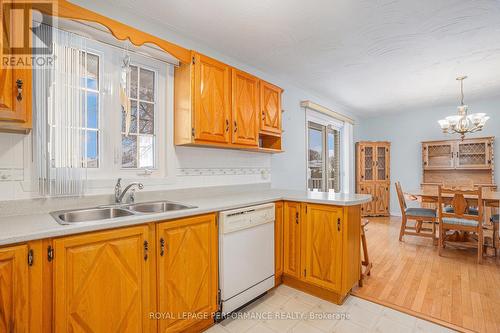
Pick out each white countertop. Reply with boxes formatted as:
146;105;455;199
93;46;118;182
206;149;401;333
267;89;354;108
0;189;371;246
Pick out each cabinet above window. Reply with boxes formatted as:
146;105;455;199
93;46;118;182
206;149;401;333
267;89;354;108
174;51;283;153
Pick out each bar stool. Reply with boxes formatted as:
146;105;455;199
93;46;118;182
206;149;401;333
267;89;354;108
359;219;372;287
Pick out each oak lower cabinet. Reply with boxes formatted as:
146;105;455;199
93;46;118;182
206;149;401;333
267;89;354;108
283;201;302;279
282;202;361;304
53;225;155;332
274;201;284;285
156;214;218;333
302;204;342;291
0;244;30;332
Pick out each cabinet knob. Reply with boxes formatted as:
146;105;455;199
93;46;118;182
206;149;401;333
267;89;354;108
16;79;23;101
225;119;229;132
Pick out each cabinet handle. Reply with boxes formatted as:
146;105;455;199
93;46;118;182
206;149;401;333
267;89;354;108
295;212;299;224
234;120;237;133
143;240;149;261
337;218;341;232
159;238;165;256
262;111;265;120
225;119;229;132
16;79;23;101
27;249;34;266
47;246;54;262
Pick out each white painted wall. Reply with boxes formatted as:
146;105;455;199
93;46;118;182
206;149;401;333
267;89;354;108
0;0;358;201
358;96;500;216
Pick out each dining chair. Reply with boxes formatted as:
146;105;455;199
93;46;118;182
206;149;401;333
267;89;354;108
438;185;484;264
442;180;478;215
395;182;437;242
491;214;498;255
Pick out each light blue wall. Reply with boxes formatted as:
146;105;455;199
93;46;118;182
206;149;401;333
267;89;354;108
358;96;500;215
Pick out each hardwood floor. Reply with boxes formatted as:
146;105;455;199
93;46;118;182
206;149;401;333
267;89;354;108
352;216;500;333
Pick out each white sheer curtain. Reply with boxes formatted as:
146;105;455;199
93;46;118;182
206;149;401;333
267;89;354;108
33;24;88;196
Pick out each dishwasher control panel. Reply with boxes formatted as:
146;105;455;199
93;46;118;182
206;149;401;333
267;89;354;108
219;203;275;234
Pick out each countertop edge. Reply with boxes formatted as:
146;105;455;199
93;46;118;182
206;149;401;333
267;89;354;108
0;192;372;246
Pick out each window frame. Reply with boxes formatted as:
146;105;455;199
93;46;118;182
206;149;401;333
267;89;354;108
307;121;341;192
81;40;167;181
120;61;159;170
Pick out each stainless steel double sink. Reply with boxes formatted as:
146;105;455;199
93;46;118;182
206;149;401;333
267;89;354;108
51;201;197;225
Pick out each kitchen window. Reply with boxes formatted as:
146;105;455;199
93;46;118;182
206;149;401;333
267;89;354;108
121;65;157;169
307;121;341;192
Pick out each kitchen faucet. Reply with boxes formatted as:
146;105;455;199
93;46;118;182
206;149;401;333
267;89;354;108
114;178;144;203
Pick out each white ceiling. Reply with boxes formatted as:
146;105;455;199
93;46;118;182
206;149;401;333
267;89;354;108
107;0;500;116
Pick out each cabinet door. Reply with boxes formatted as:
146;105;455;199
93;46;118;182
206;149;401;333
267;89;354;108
193;53;231;144
455;139;492;169
157;214;218;332
303;204;342;291
375;145;389;181
53;226;153;333
232;69;259;146
422;142;454;169
359;144;375;182
275;201;284;284
0;244;29;332
0;66;31;126
283;202;301;278
359;183;376;216
259;80;281;134
375;183;390;215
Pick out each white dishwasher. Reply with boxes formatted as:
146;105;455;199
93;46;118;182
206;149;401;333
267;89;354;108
219;203;275;315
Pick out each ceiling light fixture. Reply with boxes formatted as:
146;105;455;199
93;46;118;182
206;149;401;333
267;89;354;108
438;76;489;140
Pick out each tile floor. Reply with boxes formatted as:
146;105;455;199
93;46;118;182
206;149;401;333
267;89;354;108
206;285;456;333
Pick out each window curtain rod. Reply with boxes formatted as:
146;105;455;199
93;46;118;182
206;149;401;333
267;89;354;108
301;100;354;125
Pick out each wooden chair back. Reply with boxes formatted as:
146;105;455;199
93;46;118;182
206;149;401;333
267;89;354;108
438;185;483;225
395;182;407;217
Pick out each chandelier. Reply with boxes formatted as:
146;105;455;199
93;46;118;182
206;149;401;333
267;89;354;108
438;76;489;139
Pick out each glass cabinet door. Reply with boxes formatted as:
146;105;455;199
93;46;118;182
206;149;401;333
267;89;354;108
362;145;374;181
376;146;388;181
423;143;455;169
455;139;491;169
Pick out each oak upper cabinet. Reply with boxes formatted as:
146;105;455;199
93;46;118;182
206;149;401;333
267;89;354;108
231;69;259;146
0;2;32;134
0;244;30;332
194;53;231;144
175;52;231;146
259;80;282;135
283;201;301;278
53;225;154;332
157;214;218;332
356;141;391;217
275;201;284;285
0;67;31;133
302;204;342;292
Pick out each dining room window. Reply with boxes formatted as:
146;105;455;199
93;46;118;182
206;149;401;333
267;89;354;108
307;121;341;192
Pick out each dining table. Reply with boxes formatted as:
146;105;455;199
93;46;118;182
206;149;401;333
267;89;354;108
406;188;500;208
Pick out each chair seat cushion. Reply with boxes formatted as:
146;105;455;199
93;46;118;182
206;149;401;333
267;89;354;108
442;217;479;227
405;207;436;218
492;214;499;223
444;206;478;215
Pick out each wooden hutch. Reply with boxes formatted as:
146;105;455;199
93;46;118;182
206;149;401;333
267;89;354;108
356;141;391;217
422;136;495;188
